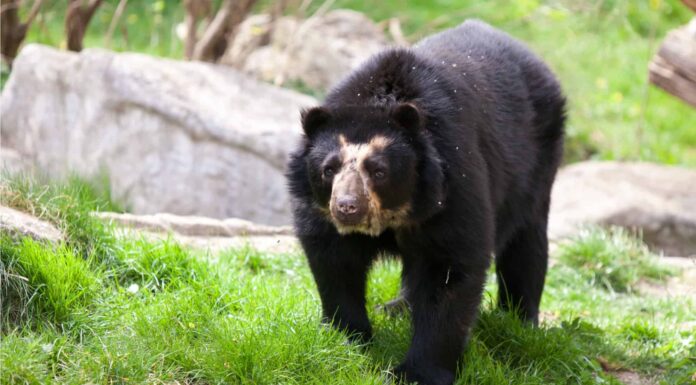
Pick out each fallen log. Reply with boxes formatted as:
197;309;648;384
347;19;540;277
649;19;696;108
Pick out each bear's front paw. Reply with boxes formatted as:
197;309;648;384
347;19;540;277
320;321;373;345
392;362;454;385
345;328;372;345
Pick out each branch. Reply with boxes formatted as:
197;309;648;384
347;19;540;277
23;0;43;25
681;0;696;12
191;0;233;61
105;0;127;47
83;0;103;21
183;0;212;60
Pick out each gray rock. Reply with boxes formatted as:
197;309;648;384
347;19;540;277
1;44;316;225
221;9;389;90
549;161;696;257
1;147;33;174
94;211;298;254
94;211;293;237
0;205;63;243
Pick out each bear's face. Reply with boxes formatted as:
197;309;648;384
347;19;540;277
301;104;423;236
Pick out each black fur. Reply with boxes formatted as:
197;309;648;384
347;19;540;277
286;20;565;385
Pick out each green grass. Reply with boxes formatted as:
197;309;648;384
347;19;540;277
1;172;122;258
2;178;694;384
556;227;676;293
11;0;696;167
0;237;98;328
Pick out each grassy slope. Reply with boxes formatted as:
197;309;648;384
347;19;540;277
12;0;696;166
1;177;694;384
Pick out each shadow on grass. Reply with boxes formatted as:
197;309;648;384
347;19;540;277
362;306;672;385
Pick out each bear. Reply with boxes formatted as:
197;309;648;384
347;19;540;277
286;19;565;385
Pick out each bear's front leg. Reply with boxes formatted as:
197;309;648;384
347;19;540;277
299;230;381;343
395;236;490;385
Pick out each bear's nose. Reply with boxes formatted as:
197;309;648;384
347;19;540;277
334;195;366;225
337;196;358;214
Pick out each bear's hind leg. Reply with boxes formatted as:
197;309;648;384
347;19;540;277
495;221;549;325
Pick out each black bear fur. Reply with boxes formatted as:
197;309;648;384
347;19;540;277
286;20;565;385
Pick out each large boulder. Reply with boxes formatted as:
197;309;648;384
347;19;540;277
1;44;316;225
549;161;696;256
221;9;389;90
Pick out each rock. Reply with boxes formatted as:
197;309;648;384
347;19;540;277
1;147;33;174
94;211;293;237
549;161;696;257
221;9;389;90
96;211;298;254
0;205;63;243
1;44;316;225
120;230;300;255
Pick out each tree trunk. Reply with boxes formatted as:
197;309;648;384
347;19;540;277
1;0;43;65
183;0;212;60
65;0;103;52
191;0;257;62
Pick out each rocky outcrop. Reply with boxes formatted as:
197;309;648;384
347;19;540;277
94;211;292;237
549;161;696;256
0;205;63;243
221;9;389;90
96;211;297;253
1;44;316;225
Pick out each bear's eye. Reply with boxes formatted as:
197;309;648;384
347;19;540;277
323;167;335;178
373;170;386;180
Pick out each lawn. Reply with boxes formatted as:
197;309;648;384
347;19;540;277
10;0;696;166
1;176;694;384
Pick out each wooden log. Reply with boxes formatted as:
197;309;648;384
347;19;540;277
649;20;696;108
682;0;696;13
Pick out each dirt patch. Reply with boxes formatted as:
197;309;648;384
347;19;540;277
611;370;656;385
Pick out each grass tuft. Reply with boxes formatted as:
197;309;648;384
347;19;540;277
0;236;98;329
109;237;209;292
556;227;675;293
1;172;121;260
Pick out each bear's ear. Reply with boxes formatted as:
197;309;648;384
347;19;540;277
391;103;424;134
301;107;332;138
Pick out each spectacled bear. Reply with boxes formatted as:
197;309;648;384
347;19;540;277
286;19;565;385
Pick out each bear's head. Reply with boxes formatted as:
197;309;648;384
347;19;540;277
299;103;445;236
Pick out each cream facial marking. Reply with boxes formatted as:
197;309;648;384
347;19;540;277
327;134;410;236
